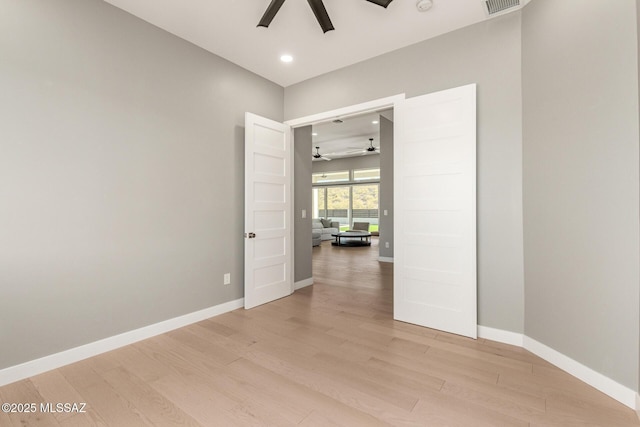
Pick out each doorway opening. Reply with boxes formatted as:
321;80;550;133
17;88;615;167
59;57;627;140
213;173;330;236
308;110;393;301
286;96;401;307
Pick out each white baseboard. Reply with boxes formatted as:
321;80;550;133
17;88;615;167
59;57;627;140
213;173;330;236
523;336;638;410
378;257;394;263
0;298;244;387
294;278;313;290
477;325;523;347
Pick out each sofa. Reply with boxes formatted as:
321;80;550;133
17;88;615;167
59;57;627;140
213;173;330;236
312;218;340;242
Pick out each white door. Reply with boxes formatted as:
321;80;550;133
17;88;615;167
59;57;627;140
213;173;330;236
394;84;477;338
244;113;293;309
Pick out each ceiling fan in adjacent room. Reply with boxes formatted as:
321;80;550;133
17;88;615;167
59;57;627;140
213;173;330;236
344;138;380;155
258;0;394;33
313;146;332;161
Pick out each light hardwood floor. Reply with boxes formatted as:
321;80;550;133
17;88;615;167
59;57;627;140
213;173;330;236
1;237;639;426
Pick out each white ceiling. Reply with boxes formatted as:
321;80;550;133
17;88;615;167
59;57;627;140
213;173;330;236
102;0;526;87
312;111;388;161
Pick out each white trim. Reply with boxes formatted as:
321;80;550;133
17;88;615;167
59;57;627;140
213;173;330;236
477;325;523;347
0;298;244;387
285;94;405;128
294;278;313;290
378;256;394;263
523;336;638;410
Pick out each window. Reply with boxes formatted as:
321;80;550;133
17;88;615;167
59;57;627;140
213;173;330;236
312;171;349;184
312;168;380;232
352;184;379;232
312;187;326;219
326;186;350;228
353;168;380;181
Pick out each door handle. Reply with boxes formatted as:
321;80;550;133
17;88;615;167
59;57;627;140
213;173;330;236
245;232;256;239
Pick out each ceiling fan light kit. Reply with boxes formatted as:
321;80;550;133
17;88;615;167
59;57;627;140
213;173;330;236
258;0;394;33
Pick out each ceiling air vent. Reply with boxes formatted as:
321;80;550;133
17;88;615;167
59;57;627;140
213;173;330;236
484;0;520;15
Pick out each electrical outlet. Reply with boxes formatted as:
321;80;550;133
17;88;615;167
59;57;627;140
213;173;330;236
223;273;231;285
385;242;390;248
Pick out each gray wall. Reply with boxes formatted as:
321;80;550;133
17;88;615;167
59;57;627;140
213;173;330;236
0;0;283;369
522;0;640;390
285;14;525;333
294;127;313;283
379;116;394;259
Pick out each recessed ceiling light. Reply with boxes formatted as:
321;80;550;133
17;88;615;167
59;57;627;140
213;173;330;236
372;120;379;124
280;54;293;63
416;0;433;12
312;132;318;136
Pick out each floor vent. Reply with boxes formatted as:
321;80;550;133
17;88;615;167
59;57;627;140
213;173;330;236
484;0;520;15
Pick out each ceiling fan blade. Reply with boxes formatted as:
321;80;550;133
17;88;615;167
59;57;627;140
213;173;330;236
258;0;286;28
321;156;332;161
365;0;393;7
307;0;334;33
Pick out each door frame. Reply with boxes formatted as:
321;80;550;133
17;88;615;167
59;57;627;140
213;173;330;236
285;94;405;286
285;95;405;129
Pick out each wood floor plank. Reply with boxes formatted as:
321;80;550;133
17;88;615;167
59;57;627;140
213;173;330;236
343;340;501;385
155;334;311;424
498;366;638;414
411;393;529;427
30;370;94;424
0;379;60;427
0;408;14;427
439;380;546;422
310;352;420;412
62;371;151;427
165;327;241;366
543;390;639;425
241;338;420;423
99;345;170;384
226;358;389;427
100;366;201;427
148;372;246;426
437;332;555;368
424;345;533;378
314;351;437;407
298;410;346;427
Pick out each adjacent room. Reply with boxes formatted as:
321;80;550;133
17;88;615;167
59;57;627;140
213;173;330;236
1;0;639;425
310;111;388;248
